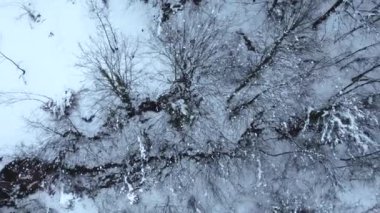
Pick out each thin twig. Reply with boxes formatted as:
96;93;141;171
0;51;26;78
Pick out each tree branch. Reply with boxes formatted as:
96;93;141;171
312;0;344;29
0;51;26;78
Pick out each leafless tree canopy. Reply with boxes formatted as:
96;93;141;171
1;0;380;212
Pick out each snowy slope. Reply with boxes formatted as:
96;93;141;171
0;0;94;154
0;0;158;155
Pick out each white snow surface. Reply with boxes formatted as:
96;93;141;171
0;0;158;155
0;0;93;154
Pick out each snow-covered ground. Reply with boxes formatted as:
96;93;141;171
0;0;155;156
0;0;90;154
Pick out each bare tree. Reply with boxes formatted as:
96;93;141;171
150;4;233;128
78;8;137;116
227;0;318;105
